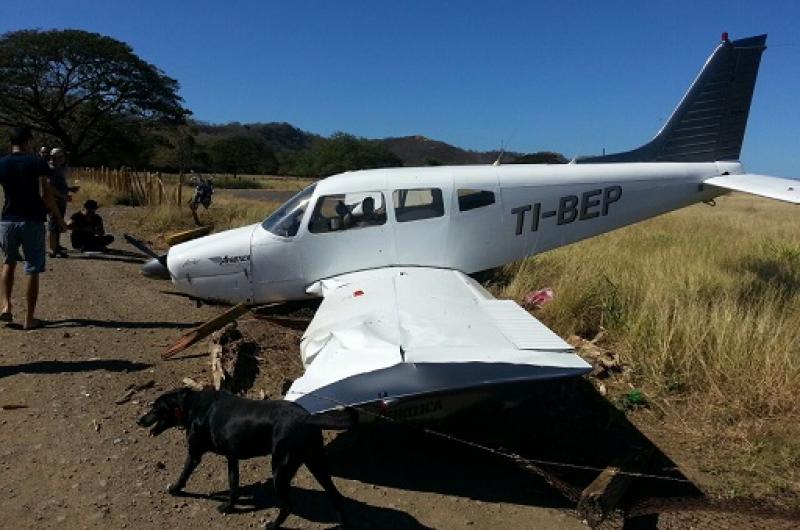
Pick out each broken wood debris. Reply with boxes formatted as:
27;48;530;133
209;322;260;395
252;314;313;331
577;448;653;528
567;327;623;379
162;302;250;359
165;225;213;246
182;377;205;391
115;380;155;405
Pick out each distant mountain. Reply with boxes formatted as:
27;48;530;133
194;121;319;153
190;121;565;169
379;136;526;166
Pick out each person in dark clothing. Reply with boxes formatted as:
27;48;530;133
69;200;114;252
0;126;67;330
47;148;78;258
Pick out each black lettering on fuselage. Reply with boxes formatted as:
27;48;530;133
579;188;603;220
510;185;623;235
557;195;579;225
531;203;541;232
602;185;622;215
510;204;531;235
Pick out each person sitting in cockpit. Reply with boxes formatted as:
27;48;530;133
356;197;376;227
334;200;353;230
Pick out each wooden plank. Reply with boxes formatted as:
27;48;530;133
162;303;250;359
577;449;652;528
165;226;214;246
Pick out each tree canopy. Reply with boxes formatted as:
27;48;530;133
0;29;188;163
511;151;569;164
285;132;403;177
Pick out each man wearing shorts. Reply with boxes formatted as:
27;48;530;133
0;127;67;330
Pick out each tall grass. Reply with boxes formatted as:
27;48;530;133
72;179;128;206
132;195;280;239
499;194;800;418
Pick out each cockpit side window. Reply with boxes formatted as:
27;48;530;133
457;189;496;211
393;188;444;222
308;192;387;234
262;184;316;237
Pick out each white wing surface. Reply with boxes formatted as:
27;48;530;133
285;267;591;414
704;174;800;204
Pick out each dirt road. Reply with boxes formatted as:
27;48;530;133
0;210;584;529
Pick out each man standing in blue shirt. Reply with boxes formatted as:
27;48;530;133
0;126;67;330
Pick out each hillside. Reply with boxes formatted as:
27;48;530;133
191;122;534;167
378;135;512;166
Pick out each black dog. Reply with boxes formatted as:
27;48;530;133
137;388;346;529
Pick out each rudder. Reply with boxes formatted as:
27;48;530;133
579;34;767;163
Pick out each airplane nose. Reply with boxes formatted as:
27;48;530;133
141;255;170;280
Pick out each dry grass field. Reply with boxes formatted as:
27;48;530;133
497;194;800;420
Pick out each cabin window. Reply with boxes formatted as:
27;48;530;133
457;189;495;211
393;188;445;222
262;184;316;237
308;192;387;234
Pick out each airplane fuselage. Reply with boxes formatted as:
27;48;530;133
166;160;740;304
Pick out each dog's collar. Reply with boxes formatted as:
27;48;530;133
174;407;186;424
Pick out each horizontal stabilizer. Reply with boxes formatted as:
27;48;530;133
704;174;800;204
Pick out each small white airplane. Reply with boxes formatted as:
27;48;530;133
144;33;797;421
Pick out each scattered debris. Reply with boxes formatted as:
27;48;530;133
209;322;260;394
162;303;250;359
567;328;623;379
115;380;155;405
578;449;653;528
521;287;554;309
181;377;205;391
253;314;312;330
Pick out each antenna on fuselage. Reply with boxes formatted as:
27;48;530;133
492;148;505;166
492;132;515;166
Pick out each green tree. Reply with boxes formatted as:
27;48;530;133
286;132;402;177
0;29;188;163
209;135;277;177
149;125;200;173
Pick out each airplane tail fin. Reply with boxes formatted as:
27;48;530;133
578;34;767;164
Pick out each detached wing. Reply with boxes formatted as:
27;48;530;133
285;267;590;414
704;174;800;204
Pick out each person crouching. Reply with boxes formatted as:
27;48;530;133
69;200;114;252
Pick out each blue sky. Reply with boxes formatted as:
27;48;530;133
4;1;799;176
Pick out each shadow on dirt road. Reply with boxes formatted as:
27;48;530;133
0;359;151;378
325;379;701;521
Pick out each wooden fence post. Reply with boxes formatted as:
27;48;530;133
177;172;183;207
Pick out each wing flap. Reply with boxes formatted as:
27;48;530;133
286;267;590;412
704;174;800;204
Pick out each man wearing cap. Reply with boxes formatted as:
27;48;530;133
0;126;67;330
46;148;78;258
69;200;114;252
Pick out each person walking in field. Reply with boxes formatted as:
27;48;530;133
46;148;78;258
0;127;68;330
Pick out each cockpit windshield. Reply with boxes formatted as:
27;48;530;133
262;184;317;237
